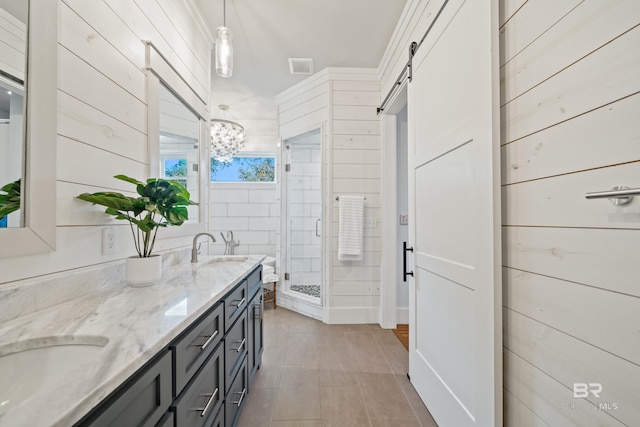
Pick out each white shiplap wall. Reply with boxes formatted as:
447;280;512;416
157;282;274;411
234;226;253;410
0;0;211;284
275;68;382;323
501;1;640;425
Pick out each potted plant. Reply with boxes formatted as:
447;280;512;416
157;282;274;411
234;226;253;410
77;175;197;286
0;179;21;227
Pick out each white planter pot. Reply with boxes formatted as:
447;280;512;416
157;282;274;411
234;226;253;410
125;255;162;287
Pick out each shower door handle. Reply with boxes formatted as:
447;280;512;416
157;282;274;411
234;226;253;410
315;219;321;237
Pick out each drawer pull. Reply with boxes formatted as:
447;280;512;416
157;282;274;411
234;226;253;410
198;329;219;350
197;387;219;418
232;338;246;353
231;297;246;308
232;388;247;407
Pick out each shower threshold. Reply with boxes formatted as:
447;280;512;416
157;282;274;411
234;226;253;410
290;284;320;299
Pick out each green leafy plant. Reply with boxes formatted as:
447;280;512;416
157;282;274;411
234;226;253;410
77;175;197;258
0;178;21;220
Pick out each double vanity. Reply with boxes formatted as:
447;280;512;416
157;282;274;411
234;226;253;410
0;254;265;427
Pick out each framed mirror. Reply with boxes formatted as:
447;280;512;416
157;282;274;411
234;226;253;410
0;0;57;257
145;42;208;238
0;0;27;228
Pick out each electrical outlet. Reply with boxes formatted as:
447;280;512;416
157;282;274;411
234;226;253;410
399;214;409;225
102;228;116;255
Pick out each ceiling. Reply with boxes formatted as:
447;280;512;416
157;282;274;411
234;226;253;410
194;0;407;121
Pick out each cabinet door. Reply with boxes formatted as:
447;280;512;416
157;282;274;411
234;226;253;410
172;303;224;395
248;290;263;385
172;343;224;427
77;351;172;427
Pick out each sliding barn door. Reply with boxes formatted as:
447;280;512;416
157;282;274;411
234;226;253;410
407;0;501;426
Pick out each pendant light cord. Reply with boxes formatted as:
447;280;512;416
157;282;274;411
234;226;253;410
223;0;226;27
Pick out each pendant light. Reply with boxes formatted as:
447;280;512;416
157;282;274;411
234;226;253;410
215;0;233;77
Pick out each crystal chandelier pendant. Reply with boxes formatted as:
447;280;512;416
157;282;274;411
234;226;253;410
211;105;245;163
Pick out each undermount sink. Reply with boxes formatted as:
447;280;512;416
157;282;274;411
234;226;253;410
0;336;108;414
202;256;248;267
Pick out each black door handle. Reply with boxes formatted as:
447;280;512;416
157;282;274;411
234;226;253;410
403;241;414;282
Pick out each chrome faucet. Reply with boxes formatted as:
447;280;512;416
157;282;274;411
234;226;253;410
220;231;239;255
191;233;217;263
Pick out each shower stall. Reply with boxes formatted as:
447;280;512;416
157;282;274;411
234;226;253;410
281;128;323;307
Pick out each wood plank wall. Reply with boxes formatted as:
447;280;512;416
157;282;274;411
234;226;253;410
0;0;211;284
330;77;382;323
500;0;640;425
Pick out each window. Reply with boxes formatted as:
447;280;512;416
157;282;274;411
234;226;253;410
162;157;188;187
210;155;275;182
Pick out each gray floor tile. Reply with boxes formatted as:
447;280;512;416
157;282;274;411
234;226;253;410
239;307;437;427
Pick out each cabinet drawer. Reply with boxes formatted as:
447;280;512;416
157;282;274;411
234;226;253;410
224;281;247;331
78;350;172;427
207;406;224;427
225;356;248;427
225;313;248;393
172;344;224;427
247;266;262;298
172;302;224;396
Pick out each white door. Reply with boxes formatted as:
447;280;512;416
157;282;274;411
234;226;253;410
407;1;501;426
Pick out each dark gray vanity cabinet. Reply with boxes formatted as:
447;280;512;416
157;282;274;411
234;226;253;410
74;265;263;427
74;350;173;427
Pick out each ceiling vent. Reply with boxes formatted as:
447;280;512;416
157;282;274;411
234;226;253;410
288;58;314;75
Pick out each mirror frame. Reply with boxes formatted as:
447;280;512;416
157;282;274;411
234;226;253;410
0;0;57;257
145;41;208;238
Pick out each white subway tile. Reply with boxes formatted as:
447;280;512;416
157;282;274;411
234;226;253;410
210;203;227;217
249;217;279;231
211;216;249;231
227;203;270;217
233;230;271;245
249;188;276;203
211;188;249;203
248;245;276;256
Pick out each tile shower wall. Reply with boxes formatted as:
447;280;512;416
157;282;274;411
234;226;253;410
209;183;277;257
288;145;322;285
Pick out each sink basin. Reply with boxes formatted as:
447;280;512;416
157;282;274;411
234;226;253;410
0;336;108;414
203;256;248;267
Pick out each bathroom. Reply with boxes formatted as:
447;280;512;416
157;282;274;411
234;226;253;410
0;1;638;426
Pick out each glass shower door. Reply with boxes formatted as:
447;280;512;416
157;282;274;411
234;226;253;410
285;138;322;303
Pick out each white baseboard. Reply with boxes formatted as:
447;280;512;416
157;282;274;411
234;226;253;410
324;307;379;324
396;307;409;324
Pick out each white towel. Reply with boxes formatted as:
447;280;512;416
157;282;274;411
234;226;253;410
338;195;364;261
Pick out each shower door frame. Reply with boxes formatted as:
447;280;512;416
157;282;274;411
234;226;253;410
280;124;327;317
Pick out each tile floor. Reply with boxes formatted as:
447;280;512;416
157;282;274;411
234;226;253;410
237;306;439;427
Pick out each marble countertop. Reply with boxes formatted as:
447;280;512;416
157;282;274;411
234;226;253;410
0;254;265;427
